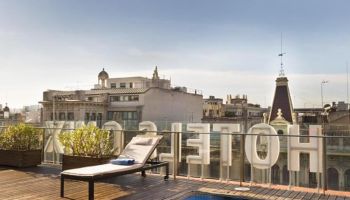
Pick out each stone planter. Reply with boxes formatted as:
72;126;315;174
0;149;42;167
62;155;115;170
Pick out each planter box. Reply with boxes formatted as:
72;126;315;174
62;155;114;171
0;149;42;167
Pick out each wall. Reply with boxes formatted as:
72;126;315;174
142;88;203;123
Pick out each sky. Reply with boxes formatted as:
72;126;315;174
1;0;350;109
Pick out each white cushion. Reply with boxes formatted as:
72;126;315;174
120;136;160;164
61;136;161;177
62;163;143;177
131;137;152;145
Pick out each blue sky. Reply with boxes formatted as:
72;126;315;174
1;0;350;108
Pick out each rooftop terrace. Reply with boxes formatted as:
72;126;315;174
1;121;350;199
0;165;349;200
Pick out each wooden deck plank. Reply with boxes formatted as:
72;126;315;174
335;197;345;200
0;166;349;200
286;190;300;200
269;188;288;200
318;194;330;200
328;196;338;200
293;191;308;200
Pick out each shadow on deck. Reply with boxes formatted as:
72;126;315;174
0;165;349;200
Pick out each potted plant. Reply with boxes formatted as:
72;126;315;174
59;124;116;170
0;123;42;167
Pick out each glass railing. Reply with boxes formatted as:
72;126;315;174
1;120;350;193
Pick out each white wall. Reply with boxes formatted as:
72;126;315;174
142;88;203;123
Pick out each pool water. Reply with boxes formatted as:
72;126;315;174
184;193;251;200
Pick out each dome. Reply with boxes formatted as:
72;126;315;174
98;68;109;79
3;105;9;112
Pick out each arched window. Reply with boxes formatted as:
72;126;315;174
327;168;339;190
345;169;350;191
282;165;289;185
272;164;280;184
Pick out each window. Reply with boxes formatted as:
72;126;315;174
67;112;74;121
107;112;114;120
132;112;138;120
97;113;102;120
110;95;139;102
107;111;138;121
91;113;96;121
110;96;120;102
50;112;57;121
122;112;128;120
129;82;133;88
97;113;102;127
119;83;126;88
130;95;139;101
59;112;66;120
111;83;116;88
85;113;90;121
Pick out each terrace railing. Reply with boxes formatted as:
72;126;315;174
1;120;350;193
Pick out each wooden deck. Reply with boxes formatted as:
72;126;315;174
0;165;349;200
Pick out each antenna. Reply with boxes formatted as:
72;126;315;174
347;62;349;109
278;33;286;77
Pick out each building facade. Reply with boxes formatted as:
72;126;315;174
40;67;203;127
202;96;224;118
262;71;350;191
202;94;265;132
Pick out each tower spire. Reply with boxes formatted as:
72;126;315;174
152;66;159;80
278;33;286;77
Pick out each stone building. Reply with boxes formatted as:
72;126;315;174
202;96;224;118
259;70;350;191
40;67;203;127
202;94;265;133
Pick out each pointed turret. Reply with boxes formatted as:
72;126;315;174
268;74;294;124
152;66;159;80
269;34;294;124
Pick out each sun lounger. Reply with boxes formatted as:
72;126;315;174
60;136;169;200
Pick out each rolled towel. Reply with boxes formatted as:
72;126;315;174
110;158;135;165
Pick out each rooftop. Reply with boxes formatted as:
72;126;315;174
0;165;349;200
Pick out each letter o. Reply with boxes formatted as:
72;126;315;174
245;123;280;169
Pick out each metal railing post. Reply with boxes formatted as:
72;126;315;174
240;133;245;186
41;127;45;163
322;128;327;193
173;131;179;180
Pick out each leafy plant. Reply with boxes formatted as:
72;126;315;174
0;123;42;151
59;124;113;158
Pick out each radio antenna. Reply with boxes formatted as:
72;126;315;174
278;33;286;77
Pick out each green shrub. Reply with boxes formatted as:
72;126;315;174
0;123;42;151
59;124;113;158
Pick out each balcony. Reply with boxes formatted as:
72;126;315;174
1;121;350;199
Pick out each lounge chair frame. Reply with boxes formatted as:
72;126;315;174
60;136;169;200
60;160;169;200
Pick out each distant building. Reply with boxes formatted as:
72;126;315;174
202;94;265;131
40;67;203;127
203;96;224;118
225;94;264;118
23;105;42;124
264;68;350;190
0;103;10;120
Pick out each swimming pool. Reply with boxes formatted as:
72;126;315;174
184;192;251;200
